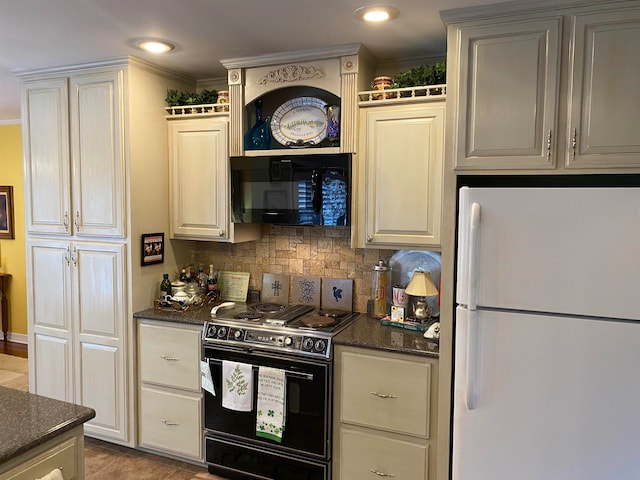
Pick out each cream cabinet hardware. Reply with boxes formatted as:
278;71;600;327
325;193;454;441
218;230;225;237
546;130;553;162
369;468;396;477
74;211;80;230
570;127;577;161
370;391;397;399
64;212;69;232
367;235;373;243
161;419;179;426
160;355;179;361
71;247;77;267
64;246;70;266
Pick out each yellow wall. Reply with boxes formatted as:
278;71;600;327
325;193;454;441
0;123;27;337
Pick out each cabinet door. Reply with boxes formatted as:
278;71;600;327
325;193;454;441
360;103;444;248
168;118;230;240
72;241;128;442
22;78;71;235
451;17;561;170
566;8;640;168
26;240;74;401
69;71;126;237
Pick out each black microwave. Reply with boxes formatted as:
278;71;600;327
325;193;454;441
230;153;351;226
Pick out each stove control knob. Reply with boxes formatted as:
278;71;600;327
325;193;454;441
233;330;244;340
216;327;227;339
314;339;327;353
302;338;315;351
206;325;216;338
284;336;294;347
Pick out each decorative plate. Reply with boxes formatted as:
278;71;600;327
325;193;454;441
270;97;327;147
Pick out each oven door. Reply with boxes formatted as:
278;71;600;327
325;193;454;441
203;344;331;459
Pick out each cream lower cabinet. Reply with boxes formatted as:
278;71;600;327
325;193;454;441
443;1;640;171
355;101;445;249
138;320;203;462
0;427;85;480
167;116;260;243
333;346;438;480
26;239;127;442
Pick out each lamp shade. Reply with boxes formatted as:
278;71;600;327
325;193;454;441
405;271;438;297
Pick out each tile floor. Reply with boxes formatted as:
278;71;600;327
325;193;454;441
0;352;228;480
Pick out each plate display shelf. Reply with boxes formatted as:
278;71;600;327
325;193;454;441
242;85;342;156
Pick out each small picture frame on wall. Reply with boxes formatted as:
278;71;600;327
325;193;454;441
0;186;15;240
141;232;164;266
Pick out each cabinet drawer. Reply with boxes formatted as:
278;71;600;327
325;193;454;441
338;427;428;480
139;322;201;391
1;435;78;480
140;385;202;460
340;350;431;437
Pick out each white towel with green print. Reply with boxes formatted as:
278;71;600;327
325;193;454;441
222;361;253;411
256;366;286;443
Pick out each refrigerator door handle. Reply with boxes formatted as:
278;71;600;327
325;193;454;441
465;309;479;410
465;202;481;410
467;202;481;310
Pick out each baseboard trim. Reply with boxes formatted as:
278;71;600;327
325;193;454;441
6;332;27;344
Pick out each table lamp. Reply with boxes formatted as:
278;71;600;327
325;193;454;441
405;271;438;323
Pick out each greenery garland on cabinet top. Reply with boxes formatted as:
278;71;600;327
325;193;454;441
165;89;218;106
391;60;446;88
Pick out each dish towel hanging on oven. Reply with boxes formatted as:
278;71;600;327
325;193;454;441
256;366;286;443
222;360;253;411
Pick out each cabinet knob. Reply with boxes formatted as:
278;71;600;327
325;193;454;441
218;230;225;237
367;235;373;242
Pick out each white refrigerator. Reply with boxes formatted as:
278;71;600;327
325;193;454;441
454;186;640;480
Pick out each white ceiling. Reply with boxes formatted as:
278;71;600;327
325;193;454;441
0;0;505;122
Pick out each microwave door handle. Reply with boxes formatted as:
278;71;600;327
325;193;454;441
311;168;322;214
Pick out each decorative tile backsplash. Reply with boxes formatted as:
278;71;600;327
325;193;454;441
191;225;396;313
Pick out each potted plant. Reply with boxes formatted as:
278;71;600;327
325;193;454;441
392;60;446;94
165;89;218;107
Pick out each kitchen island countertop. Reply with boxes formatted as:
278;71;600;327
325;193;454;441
133;305;438;358
0;386;95;465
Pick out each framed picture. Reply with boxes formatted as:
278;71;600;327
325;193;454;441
141;232;164;266
0;186;15;240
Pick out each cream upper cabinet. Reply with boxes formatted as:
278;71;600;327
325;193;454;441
446;17;562;170
356;101;445;249
168;116;260;243
566;8;640;168
23;71;125;237
444;2;640;172
27;238;128;442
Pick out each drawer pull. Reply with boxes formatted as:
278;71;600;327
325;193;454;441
370;391;397;399
370;469;395;477
160;355;179;361
161;419;179;426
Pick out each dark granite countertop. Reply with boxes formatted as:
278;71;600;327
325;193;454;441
133;305;212;325
133;305;438;358
334;314;439;359
0;386;95;464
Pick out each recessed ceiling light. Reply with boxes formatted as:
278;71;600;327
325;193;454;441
136;39;175;54
354;5;400;23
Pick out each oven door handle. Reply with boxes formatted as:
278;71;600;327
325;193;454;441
206;358;314;381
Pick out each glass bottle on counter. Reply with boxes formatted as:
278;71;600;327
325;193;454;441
160;273;172;299
197;266;208;292
179;268;188;283
207;265;217;294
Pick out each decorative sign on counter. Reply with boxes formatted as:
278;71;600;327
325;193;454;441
217;271;250;302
